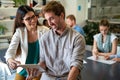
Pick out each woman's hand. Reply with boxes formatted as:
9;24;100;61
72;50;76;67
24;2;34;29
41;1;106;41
93;54;98;60
112;58;120;62
7;58;21;69
104;55;110;60
92;49;98;60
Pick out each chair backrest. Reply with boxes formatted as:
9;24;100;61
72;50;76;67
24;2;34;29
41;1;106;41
0;48;7;63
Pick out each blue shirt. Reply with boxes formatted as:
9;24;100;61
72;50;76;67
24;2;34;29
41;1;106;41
73;25;85;36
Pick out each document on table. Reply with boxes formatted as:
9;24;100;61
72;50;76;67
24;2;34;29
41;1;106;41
87;56;116;65
18;64;45;72
83;60;87;64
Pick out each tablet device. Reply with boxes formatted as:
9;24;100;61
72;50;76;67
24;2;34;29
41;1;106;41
18;64;45;72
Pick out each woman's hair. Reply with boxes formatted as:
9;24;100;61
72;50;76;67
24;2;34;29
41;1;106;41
99;19;110;27
43;1;65;19
13;5;40;34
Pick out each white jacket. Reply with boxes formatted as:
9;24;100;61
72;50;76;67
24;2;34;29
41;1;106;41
5;26;49;73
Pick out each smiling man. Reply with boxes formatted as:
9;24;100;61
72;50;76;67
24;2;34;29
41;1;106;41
26;1;85;80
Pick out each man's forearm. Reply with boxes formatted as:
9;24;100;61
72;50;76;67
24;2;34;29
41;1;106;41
67;66;80;80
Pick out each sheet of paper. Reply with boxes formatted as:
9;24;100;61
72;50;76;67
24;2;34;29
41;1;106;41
83;60;87;64
18;64;45;72
87;56;116;65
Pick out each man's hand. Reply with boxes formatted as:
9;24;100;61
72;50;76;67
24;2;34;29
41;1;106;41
26;68;41;80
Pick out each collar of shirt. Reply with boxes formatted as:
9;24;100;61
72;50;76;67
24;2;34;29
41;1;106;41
52;26;69;37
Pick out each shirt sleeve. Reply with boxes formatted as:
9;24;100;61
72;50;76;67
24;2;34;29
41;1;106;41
93;33;99;41
111;33;117;42
4;28;20;61
39;37;45;63
70;35;86;71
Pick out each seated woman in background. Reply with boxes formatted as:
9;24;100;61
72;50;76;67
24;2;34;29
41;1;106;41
5;5;49;80
92;19;118;60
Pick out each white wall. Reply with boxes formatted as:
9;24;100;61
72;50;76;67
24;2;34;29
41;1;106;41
63;0;77;18
0;8;17;17
60;0;88;27
76;0;88;27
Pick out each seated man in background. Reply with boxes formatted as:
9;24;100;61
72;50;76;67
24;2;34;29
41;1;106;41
66;14;85;36
92;19;118;60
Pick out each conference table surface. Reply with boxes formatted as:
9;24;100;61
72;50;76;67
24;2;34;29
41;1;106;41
81;50;120;80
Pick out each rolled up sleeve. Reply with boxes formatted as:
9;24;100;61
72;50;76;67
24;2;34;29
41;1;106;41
70;35;85;71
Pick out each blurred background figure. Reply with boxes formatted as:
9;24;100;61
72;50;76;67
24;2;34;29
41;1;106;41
66;14;85;36
35;9;50;29
92;19;118;60
43;19;50;28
